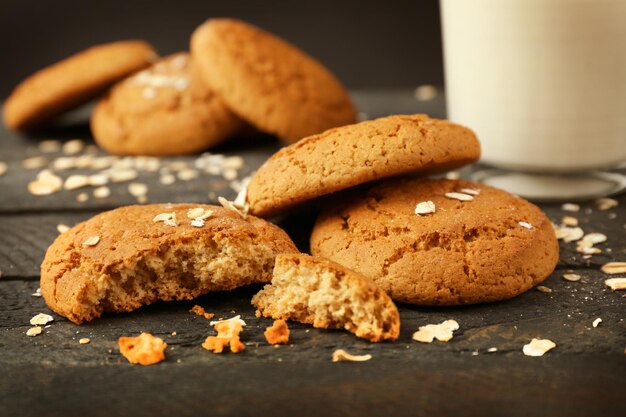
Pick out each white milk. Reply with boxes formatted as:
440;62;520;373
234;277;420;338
441;0;626;172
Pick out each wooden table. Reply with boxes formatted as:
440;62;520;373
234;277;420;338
1;90;624;417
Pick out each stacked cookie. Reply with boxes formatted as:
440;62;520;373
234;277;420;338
3;19;356;155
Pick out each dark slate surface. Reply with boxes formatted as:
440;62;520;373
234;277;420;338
0;90;624;417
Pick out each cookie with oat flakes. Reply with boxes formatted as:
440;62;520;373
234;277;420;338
246;114;480;217
40;203;298;324
310;178;558;305
91;53;243;156
190;18;356;144
4;40;157;131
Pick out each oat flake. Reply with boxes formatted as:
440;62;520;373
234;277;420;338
605;278;626;290
445;192;474;202
415;201;436;215
412;320;459;343
523;338;556;356
332;349;372;362
82;236;100;247
30;313;54;326
601;262;626;275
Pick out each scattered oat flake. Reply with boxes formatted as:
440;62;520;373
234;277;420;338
536;286;552;293
223;168;238;181
189;305;215;320
31;288;42;297
218;196;248;218
523;338;556;357
264;320;290;345
30;313;54;326
56;224;70;234
332;349;372;362
460;188;480;196
209;315;246;327
64;174;89;190
487;347;498;353
93;186;111;198
562;273;581;282
445;192;474;202
561;203;580;212
190;218;205;228
79;338;91;344
108;168;138;183
38;140;62;153
0;161;7;176
26;326;43;337
153;212;177;226
128;182;148;198
414;84;438;101
605;278;626;291
595;198;618;211
601;262;626;275
415;201;436;215
28;170;63;195
88;174;109;186
76;192;89;202
555;226;584;242
119;333;167;365
518;221;533;230
62;139;85;155
160;174;176;185
412;320;459;343
577;246;601;255
177;169;198;181
445;171;460;180
82;236;100;247
582;233;607;244
22;156;47;169
592;318;602;328
561;216;578;227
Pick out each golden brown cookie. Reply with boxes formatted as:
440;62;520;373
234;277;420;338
247;114;480;217
91;53;244;156
4;40;157;131
310;179;559;305
190;18;356;143
252;253;400;342
40;204;298;324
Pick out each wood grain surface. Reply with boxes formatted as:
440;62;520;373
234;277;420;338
0;90;624;417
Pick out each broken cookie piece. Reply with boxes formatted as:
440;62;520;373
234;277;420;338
264;319;290;345
202;316;246;353
40;204;298;324
119;332;167;365
252;254;400;342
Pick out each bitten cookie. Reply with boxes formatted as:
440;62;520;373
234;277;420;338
91;53;243;156
190;18;356;143
310;179;559;305
252;253;400;342
247;114;480;217
4;40;157;131
41;204;298;324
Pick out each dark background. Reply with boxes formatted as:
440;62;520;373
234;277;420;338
0;0;443;99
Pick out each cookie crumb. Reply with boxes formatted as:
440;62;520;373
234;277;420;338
82;236;100;247
412;320;459;343
119;333;167;365
536;286;552;293
203;316;246;353
605;278;626;291
601;262;626;275
79;338;90;344
595;198;618;211
26;326;43;337
561;203;580;212
445;192;474;202
264;319;290;345
189;305;215;320
562;273;581;282
30;313;54;326
332;349;372;362
518;221;533;230
523;338;556;356
592;318;602;328
414;201;436;215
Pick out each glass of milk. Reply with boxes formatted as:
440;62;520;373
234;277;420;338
440;0;626;200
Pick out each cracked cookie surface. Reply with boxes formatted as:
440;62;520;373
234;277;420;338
310;178;559;305
247;114;480;217
91;53;243;155
191;18;356;144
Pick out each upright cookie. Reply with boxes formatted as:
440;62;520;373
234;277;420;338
91;53;243;156
252;253;400;342
4;40;157;131
311;179;559;305
191;18;356;143
247;114;480;217
41;204;298;324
